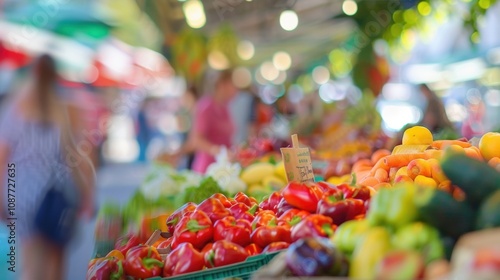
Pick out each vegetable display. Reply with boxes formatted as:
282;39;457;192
122;245;164;279
88;127;500;280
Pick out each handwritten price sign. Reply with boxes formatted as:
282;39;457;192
280;134;315;183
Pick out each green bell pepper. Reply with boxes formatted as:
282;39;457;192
332;219;371;256
392;222;444;264
386;186;417;228
367;185;417;229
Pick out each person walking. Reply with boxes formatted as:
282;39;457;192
176;70;238;174
0;54;95;280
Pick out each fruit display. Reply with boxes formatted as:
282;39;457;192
239;159;287;200
89;126;500;279
325;126;490;195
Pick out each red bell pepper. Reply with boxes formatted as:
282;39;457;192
171;210;213;250
201;242;213;256
166;202;197;234
156;237;172;249
114;234;141;256
316;191;366;225
316;181;336;192
234;192;258;207
123;245;164;279
262;242;290;253
290;214;336;242
197;198;231;223
364;199;371;212
87;256;125;280
245;243;263;256
229;202;258;223
214;216;252;247
251;219;292;248
205;240;249;268
277;209;311;229
321;187;344;202
163;242;205;277
337;184;371;201
259;191;282;213
276;197;295;217
251;210;277;230
210;193;236;208
282;181;323;212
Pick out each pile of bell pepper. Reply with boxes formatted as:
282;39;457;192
87;180;374;279
332;185;446;279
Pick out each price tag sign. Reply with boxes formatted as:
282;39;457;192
280;134;315;183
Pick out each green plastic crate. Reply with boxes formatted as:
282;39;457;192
92;240;115;258
148;251;281;280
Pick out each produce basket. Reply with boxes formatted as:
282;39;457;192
92;240;115;258
147;250;282;280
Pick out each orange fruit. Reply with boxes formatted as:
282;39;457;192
479;132;500;161
488;157;500;171
402;126;433;145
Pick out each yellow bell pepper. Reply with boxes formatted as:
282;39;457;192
349;226;392;279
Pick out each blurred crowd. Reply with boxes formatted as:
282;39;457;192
2;56;494;174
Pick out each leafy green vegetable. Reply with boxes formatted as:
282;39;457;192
433;127;460;141
97;202;122;219
180;176;227;205
122;190;149;230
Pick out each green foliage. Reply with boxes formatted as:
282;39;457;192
345;92;382;135
122;190;149;229
433;127;460;140
180;176;228;205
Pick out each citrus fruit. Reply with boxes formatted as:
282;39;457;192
479;132;500;161
402;126;433;145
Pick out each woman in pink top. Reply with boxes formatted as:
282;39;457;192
180;70;237;173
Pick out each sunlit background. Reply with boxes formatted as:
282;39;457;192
1;0;499;163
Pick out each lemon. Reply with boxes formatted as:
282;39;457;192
402;126;433;145
479;132;500;161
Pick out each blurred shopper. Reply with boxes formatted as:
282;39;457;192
176;70;238;173
176;85;198;169
419;84;455;133
136;97;154;162
0;54;95;280
262;94;297;140
229;87;258;144
0;61;16;106
293;92;324;136
255;97;274;133
388;84;457;149
61;82;109;168
461;92;486;139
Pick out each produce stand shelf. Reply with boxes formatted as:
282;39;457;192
92;240;115;258
147;251;281;280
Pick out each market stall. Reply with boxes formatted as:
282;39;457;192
87;127;500;279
